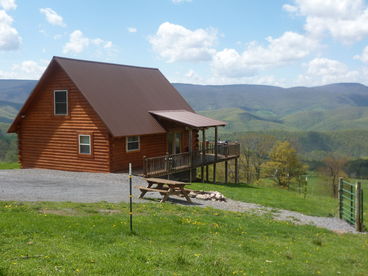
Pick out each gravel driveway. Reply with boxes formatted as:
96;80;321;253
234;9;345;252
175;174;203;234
0;169;362;234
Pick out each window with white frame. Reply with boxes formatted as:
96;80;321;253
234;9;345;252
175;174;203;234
126;136;140;152
79;134;91;154
54;90;68;115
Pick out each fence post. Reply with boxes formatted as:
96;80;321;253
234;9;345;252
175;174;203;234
355;182;362;232
338;177;343;219
129;163;133;233
143;156;147;177
350;181;354;224
303;176;308;199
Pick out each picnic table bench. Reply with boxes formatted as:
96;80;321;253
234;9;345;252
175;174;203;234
139;178;192;203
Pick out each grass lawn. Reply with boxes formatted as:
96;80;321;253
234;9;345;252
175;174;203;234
0;162;20;169
190;178;368;226
0;201;367;275
190;182;338;217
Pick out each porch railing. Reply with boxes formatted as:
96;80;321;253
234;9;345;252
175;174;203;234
199;142;240;157
143;141;240;177
143;152;191;177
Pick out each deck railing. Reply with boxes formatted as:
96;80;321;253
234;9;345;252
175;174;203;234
199;142;240;157
143;152;191;177
143;141;240;177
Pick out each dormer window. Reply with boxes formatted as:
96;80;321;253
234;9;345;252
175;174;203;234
54;90;68;115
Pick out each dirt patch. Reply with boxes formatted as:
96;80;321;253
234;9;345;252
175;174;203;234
98;209;121;215
40;208;82;216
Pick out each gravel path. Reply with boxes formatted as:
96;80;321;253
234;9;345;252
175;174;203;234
0;169;363;234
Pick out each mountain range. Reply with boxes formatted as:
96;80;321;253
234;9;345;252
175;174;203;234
175;83;368;133
1;80;368;133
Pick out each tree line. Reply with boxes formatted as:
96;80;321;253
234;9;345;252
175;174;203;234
237;133;364;198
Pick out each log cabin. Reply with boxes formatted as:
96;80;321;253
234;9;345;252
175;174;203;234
8;57;240;182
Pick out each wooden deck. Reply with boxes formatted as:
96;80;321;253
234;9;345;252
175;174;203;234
143;142;240;178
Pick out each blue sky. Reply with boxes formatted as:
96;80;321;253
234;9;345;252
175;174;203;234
1;0;368;87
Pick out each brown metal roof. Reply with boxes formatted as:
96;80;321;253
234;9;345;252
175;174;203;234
9;56;224;136
150;110;226;128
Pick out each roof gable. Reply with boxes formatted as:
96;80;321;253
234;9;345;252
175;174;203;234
9;56;195;136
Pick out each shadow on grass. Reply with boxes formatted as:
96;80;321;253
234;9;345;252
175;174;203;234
137;197;203;206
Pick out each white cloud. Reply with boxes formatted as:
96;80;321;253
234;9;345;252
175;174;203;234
212;31;319;78
297;57;360;85
0;60;47;79
285;0;364;18
149;22;217;62
285;0;368;42
127;27;137;33
103;41;112;49
0;0;16;10
63;30;113;54
40;8;66;27
172;0;192;3
171;68;285;86
354;46;368;63
63;30;88;54
282;4;298;13
0;9;21;51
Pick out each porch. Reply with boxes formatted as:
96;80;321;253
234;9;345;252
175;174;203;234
143;141;240;183
146;110;240;184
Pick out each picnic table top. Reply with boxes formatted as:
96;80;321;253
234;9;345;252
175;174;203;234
145;178;190;186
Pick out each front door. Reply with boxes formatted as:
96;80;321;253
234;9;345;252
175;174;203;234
167;132;182;154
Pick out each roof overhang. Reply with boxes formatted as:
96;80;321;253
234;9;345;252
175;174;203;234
149;110;226;128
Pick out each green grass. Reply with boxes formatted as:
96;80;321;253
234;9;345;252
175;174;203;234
0;162;19;169
190;182;338;217
0;201;367;275
190;176;368;225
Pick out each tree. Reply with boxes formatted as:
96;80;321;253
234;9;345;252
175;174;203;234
321;154;347;198
239;134;275;184
262;141;306;187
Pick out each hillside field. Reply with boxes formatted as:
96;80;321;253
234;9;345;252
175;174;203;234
1;201;367;275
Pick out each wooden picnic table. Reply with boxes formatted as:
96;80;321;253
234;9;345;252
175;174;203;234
139;178;192;203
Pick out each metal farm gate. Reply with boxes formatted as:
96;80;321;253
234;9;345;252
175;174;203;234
338;178;364;232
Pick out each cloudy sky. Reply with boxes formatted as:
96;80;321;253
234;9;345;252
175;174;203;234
1;0;368;87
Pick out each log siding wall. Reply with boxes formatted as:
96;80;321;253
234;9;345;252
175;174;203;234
16;64;200;173
110;129;198;172
110;134;167;172
18;64;111;172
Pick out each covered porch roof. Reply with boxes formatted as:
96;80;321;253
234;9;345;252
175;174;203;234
149;110;226;129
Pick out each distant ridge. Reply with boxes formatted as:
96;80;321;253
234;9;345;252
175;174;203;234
0;79;37;103
1;79;368;132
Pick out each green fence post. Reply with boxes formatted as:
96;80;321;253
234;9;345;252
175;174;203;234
355;182;362;232
350;182;354;224
338;177;343;219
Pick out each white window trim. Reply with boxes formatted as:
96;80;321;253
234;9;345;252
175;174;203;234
79;134;91;155
54;90;68;115
126;136;140;152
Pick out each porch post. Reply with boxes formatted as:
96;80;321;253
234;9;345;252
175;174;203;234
225;161;228;184
213;126;218;184
235;158;239;184
188;128;193;183
201;128;205;183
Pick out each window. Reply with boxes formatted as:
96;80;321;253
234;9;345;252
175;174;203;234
79;135;91;154
54;90;68;115
126;136;140;152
